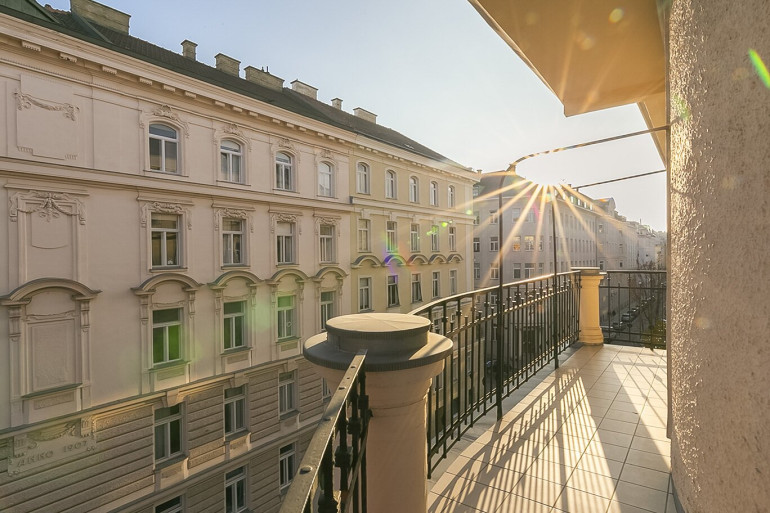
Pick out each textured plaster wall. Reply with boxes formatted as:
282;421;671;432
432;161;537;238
669;1;770;511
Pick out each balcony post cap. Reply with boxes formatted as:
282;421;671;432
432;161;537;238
304;313;453;372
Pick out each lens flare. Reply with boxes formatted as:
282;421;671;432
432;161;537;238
609;8;624;23
748;49;770;88
441;221;448;227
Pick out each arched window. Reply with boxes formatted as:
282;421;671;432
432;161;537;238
221;140;243;183
318;161;334;197
409;177;419;203
430;181;439;206
385;170;397;199
448;185;456;207
357;163;370;194
275;152;294;191
149;123;178;173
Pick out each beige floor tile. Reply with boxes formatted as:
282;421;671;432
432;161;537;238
604;409;642;424
607;499;656;513
554;486;612;512
474;464;524;493
525;457;575;484
619;463;670;492
495;494;553;513
625;449;671;473
613;481;668;512
665;495;677;513
630;436;670;456
587;389;619;400
575;454;625;479
610;401;644;414
585;440;629;462
565;468;619;498
512;474;566;505
537;445;584;467
446;454;491;480
634;425;668;442
549;432;592;453
592;383;623;393
433;472;510;512
599;418;639;435
566;412;603;428
594;428;634;448
487;451;537;475
429;493;486;513
556;421;598;441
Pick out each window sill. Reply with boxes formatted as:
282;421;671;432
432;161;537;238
277;337;300;344
280;410;298;422
222;346;250;356
22;382;82;399
145;169;187;178
225;429;249;443
273;188;299;194
151;360;188;371
216;180;251;188
150;266;188;273
154;453;187;471
276;263;299;267
222;264;249;270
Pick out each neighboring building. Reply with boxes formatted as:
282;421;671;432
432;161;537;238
0;1;474;512
472;171;664;290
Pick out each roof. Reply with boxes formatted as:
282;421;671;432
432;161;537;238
0;1;466;169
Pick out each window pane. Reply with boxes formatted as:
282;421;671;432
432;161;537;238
224;402;233;433
151;232;162;266
149;138;161;170
169;419;181;454
153;309;180;323
152;328;164;363
150;124;177;138
221;152;228;175
233;316;243;347
224;318;232;349
164;141;177;173
165;232;177;265
154;424;165;459
167;325;180;360
152;215;178;229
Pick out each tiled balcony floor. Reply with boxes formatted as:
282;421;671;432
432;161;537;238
428;344;672;513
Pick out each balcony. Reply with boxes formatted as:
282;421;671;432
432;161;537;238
283;269;668;513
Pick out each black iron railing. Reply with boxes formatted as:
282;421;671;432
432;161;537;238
410;271;581;477
279;352;370;513
599;270;667;349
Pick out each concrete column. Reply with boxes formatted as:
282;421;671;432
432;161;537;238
576;268;605;345
304;313;453;513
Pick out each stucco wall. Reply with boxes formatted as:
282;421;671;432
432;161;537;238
669;1;770;510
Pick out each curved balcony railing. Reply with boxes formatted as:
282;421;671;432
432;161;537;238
410;271;581;477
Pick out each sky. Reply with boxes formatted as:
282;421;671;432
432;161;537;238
46;0;666;230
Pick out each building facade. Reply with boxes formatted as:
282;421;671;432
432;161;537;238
0;1;475;512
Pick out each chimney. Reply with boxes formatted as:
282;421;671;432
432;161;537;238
331;98;343;109
244;66;284;92
291;80;318;100
70;0;130;34
354;107;377;124
181;40;197;60
215;53;240;76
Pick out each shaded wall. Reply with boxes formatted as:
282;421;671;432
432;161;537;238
669;1;770;510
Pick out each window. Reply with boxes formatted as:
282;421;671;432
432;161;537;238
151;213;180;268
491;264;499;280
153;308;182;364
356;163;370;194
155;497;183;513
473;211;480;225
411;273;422;303
410;223;420;252
154;404;182;461
524;236;535;251
538;237;544;251
449;227;456;251
387;275;399;307
430;225;439;252
359;277;372;311
409;177;419;203
512;236;521;252
277;296;295;340
599;261;605;271
524;263;535;278
385;170;397;199
598;223;604;233
279;371;296;414
512;207;521;221
526;210;535;222
224;386;245;435
319;224;335;263
149;124;178;173
432;271;440;298
357;219;370;252
490;236;499;252
472;184;480;198
318;161;334;197
386;221;397;252
538;262;544;276
275;152;294;191
220;140;242;183
473;262;481;280
448;186;456;207
223;301;245;350
276;222;295;264
225;467;247;513
489;210;498;224
430;181;439;206
473;238;480;252
513;263;521;279
279;443;296;491
222;218;244;265
320;291;335;330
449;270;457;295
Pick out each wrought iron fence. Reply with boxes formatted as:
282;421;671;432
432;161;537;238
410;271;581;478
599;270;667;349
279;352;370;513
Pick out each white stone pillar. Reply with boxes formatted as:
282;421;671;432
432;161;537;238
576;268;605;345
304;313;453;513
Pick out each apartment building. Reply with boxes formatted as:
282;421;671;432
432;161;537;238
0;1;474;512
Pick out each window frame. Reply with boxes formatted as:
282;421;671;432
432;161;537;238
223;301;246;351
429;181;439;206
410;223;420;252
473;262;481;280
358;277;372;311
489;210;499;225
386;221;397;253
317;161;335;197
320;290;335;331
279;371;297;415
319;224;335;263
449;269;457;295
356;162;370;194
432;271;440;299
448;227;456;251
149;123;180;175
154;404;183;463
385;170;397;199
152;308;182;365
222;218;245;266
387;274;400;307
275;151;295;192
411;273;422;303
151;213;181;269
224;466;248;513
448;185;456;207
276;295;296;341
220;139;243;184
276;221;295;265
409;176;419;203
490;236;499;252
224;386;246;436
491;264;500;280
430;225;439;252
279;443;296;492
473;237;480;253
155;496;183;513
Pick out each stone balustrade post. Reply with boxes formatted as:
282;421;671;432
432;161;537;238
576;267;605;345
304;313;453;513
